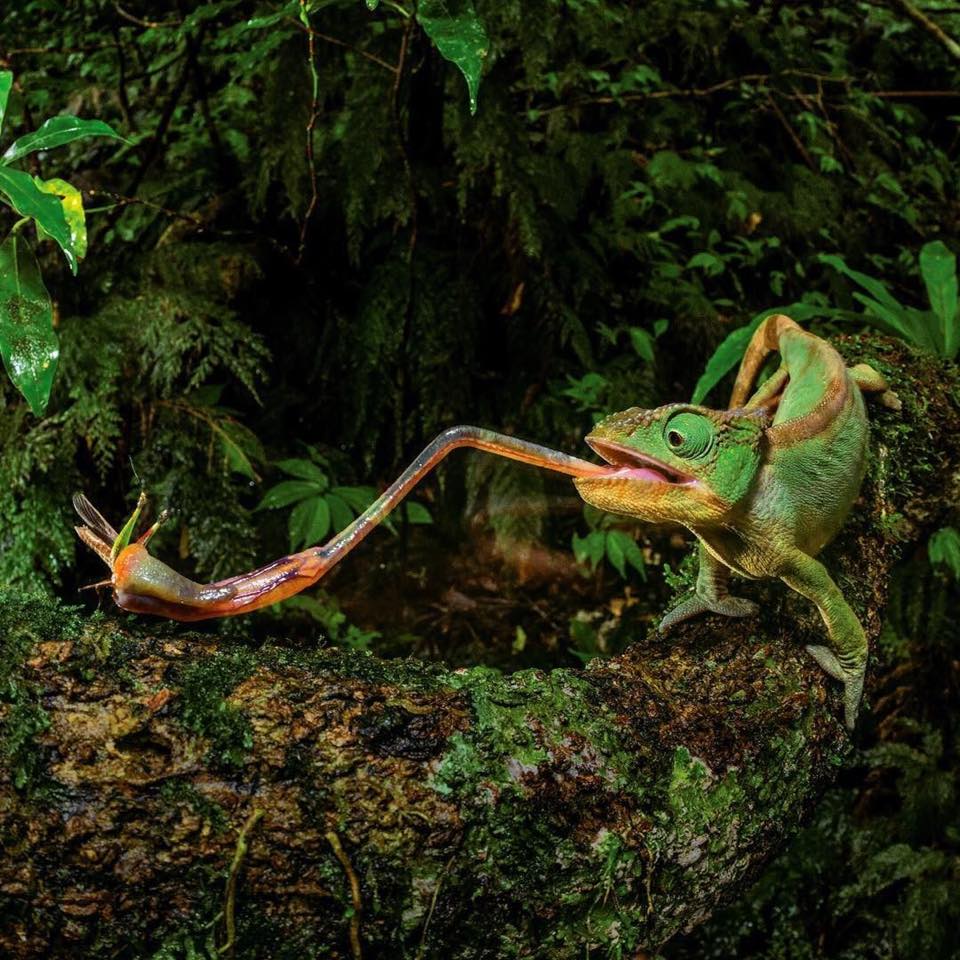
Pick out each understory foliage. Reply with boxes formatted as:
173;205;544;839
0;0;958;956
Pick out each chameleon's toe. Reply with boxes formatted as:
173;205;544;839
805;644;866;731
659;595;758;634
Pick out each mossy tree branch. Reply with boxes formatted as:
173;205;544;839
1;336;957;959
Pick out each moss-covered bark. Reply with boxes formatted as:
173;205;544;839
1;336;957;960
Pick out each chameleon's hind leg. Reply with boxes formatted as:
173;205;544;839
779;550;868;731
659;544;758;633
849;363;901;410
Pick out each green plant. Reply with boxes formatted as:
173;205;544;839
572;504;646;581
928;526;960;580
0;70;123;413
821;241;960;359
257;448;432;551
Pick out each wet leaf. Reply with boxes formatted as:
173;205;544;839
37;177;87;259
0;233;58;415
256;480;322;510
0;166;78;273
0;71;12;138
2;115;125;164
417;0;488;114
289;496;331;549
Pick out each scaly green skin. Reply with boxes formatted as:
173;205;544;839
574;315;896;730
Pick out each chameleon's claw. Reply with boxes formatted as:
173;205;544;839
805;644;865;730
659;594;759;634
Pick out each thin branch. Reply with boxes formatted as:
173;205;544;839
219;808;264;958
114;3;181;29
766;93;816;171
888;0;960;61
83;189;204;226
296;0;321;265
285;16;398;73
326;830;363;960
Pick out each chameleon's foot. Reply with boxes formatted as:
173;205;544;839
805;644;866;730
659;595;759;634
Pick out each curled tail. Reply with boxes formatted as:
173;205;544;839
729;313;800;409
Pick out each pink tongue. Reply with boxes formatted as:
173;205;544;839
606;466;668;482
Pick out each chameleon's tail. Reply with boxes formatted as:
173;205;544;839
728;313;800;409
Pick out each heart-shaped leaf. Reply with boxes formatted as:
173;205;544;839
417;0;488;114
0;233;58;415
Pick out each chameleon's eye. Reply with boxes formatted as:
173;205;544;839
663;412;716;460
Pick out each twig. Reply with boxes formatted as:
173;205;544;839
888;0;960;61
285;16;398;74
326;830;363;960
84;189;203;226
416;854;455;960
114;3;181;29
296;0;321;264
766;93;816;171
110;21;136;132
219;808;264;958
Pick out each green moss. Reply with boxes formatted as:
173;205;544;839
158;779;229;836
175;647;258;767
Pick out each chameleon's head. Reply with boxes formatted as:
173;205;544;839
574;403;768;527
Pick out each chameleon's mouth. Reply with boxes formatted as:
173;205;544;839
584;437;698;485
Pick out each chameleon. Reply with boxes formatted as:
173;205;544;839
74;314;892;729
574;313;896;729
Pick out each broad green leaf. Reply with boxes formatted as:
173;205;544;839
276;457;329;485
218;419;263;480
366;0;380;8
686;251;725;276
332;485;378;514
628;327;656;365
0;166;77;273
326;492;356;533
606;530;646;580
256;479;322;510
691;303;830;405
919;241;959;359
572;530;605;570
0;72;12;138
928;526;960;580
417;0;488;114
289;496;331;549
819;253;903;313
0;233;58;415
37;178;87;259
2;116;125;164
404;501;432;524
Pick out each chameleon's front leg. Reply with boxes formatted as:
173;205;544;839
779;551;867;730
659;543;759;633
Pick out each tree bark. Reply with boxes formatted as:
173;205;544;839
0;336;956;960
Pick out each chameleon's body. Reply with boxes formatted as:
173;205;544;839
75;314;890;730
574;314;894;728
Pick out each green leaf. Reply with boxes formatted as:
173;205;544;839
276;458;329;485
928;526;960;580
572;530;605;570
606;530;646;580
2;116;125;165
691;303;829;405
325;492;356;533
332;485;378;514
0;72;12;139
218;419;263;480
417;0;488;114
819;253;904;314
628;327;656;365
0;166;78;273
256;480;322;510
0;233;58;415
686;251;726;277
37;177;87;259
366;0;381;8
919;241;959;359
289;496;331;549
404;501;432;524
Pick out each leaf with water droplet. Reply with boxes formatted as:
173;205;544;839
0;233;58;415
366;0;381;9
417;0;488;115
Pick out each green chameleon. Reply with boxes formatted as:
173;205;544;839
75;315;892;729
575;314;897;729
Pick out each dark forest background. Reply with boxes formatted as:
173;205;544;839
0;1;957;957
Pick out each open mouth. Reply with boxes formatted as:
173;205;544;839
584;437;697;486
